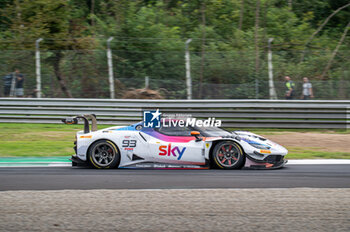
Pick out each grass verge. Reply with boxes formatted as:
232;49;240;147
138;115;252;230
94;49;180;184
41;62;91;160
0;123;113;157
284;147;350;159
0;123;349;159
230;128;350;135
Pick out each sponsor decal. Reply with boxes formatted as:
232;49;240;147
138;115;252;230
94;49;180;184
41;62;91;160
136;125;143;130
154;164;167;168
168;165;182;168
80;135;92;139
205;143;210;148
159;143;186;160
122;140;137;147
124;148;134;151
260;149;271;154
135;164;152;168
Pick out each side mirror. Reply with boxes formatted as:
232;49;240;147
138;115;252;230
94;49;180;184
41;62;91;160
190;131;202;142
190;131;200;136
62;117;78;125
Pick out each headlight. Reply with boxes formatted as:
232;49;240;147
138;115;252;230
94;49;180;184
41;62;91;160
249;143;270;150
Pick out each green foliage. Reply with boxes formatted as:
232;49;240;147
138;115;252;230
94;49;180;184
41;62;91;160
0;123;114;157
0;0;349;98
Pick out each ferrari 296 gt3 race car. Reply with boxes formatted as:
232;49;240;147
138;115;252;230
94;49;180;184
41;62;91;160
63;115;288;169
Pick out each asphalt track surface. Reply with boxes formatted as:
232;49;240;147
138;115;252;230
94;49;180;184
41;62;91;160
0;164;349;191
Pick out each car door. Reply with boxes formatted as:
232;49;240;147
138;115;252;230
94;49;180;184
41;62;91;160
147;124;206;165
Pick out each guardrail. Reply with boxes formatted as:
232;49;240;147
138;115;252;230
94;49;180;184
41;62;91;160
0;98;349;128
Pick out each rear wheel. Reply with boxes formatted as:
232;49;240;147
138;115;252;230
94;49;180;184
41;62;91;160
212;141;244;169
88;140;120;169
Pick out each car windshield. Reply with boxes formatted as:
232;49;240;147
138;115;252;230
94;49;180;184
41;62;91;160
157;124;193;136
192;126;232;137
155;123;232;137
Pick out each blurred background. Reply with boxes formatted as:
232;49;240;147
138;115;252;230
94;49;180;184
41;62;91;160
0;0;349;99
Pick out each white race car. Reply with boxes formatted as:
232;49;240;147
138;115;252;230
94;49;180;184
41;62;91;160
63;115;288;169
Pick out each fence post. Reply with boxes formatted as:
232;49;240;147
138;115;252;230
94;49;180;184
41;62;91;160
35;38;43;98
9;72;16;97
268;38;277;100
185;39;192;100
145;76;149;89
107;37;115;99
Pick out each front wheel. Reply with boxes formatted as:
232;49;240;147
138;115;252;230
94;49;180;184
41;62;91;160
88;140;120;169
212;141;245;169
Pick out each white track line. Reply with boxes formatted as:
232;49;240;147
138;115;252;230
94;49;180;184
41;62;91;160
288;159;350;165
1;160;350;168
48;162;72;167
0;162;71;167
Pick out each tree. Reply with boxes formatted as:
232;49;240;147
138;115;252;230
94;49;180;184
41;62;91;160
321;21;350;78
1;0;96;97
198;1;206;98
0;0;349;99
299;2;350;62
255;0;260;76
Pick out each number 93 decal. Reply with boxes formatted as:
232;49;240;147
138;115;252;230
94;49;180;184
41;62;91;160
122;140;137;147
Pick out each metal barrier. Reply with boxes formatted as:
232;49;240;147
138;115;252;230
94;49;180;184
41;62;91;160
0;98;349;128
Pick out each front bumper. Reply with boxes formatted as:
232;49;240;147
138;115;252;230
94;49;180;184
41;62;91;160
244;155;287;169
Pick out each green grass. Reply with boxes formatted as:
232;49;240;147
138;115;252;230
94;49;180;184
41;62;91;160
284;147;350;159
0;123;114;157
229;128;350;135
0;123;349;159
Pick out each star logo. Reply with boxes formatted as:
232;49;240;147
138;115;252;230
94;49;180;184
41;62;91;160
150;109;162;122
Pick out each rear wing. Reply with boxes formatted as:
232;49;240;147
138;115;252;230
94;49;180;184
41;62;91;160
62;114;97;134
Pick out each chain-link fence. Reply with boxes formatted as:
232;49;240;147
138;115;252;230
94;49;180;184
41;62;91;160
0;49;349;99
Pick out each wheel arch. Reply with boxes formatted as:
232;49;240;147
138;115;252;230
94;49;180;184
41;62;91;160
209;139;246;168
87;138;121;168
87;138;120;153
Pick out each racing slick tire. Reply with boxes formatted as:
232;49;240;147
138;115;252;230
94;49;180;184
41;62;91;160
212;141;245;169
88;139;120;169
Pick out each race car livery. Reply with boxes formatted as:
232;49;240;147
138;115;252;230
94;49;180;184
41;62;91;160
63;115;288;169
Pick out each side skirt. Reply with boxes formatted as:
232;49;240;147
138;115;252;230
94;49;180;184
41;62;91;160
120;162;209;169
